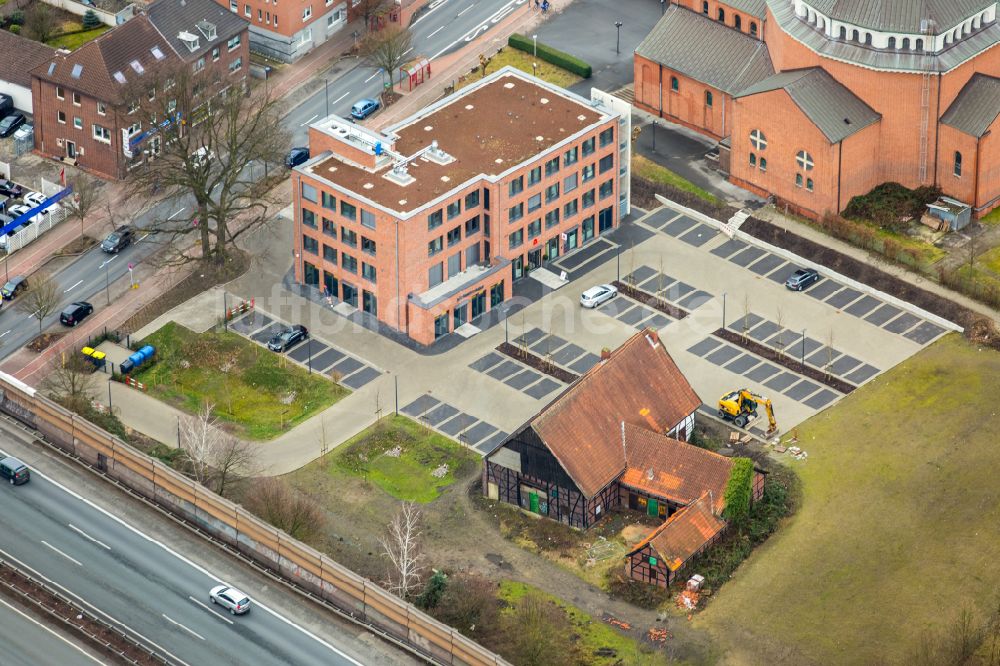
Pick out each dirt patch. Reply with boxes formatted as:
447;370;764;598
0;561;165;664
52;235;98;257
26;332;66;352
497;341;578;383
713;328;856;394
613;280;690;320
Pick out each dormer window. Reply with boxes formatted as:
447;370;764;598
178;30;200;52
196;20;217;40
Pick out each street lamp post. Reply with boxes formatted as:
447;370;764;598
532;62;537;77
532;34;537;57
722;292;727;329
800;329;806;368
105;261;111;306
660;0;665;15
615;20;623;55
325;79;330;117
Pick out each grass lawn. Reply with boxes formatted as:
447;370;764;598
632;154;723;206
307;414;479;502
499;581;669;665
980;206;1000;225
455;47;581;91
48;26;110;50
135;322;347;440
698;334;1000;664
978;245;1000;275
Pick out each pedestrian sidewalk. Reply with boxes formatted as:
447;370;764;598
753;205;999;325
264;19;365;103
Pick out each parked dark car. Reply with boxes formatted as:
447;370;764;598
0;94;12;117
101;226;135;253
267;324;308;352
60;301;94;326
1;275;27;300
0;456;29;485
285;147;309;168
0;179;23;198
785;267;820;291
350;98;380;120
0;112;26;138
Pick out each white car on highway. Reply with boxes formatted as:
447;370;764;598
580;284;618;308
210;584;252;615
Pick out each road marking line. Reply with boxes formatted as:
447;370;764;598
63;280;82;294
167;207;186;220
162;614;205;641
0;453;363;666
457;3;474;15
331;91;350;106
0;597;104;665
69;524;111;550
301;114;319;126
412;0;449;25
427;25;444;38
0;545;192;666
0;331;9;338
403;47;413;56
364;70;381;83
432;0;524;58
189;596;234;625
41;540;83;566
138;233;149;243
98;255;118;269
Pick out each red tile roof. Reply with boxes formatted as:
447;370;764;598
628;494;726;572
531;328;701;498
620;424;733;513
0;30;55;89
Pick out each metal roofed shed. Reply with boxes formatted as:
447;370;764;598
925;196;971;231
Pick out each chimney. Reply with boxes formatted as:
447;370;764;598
645;329;660;348
600;347;612;361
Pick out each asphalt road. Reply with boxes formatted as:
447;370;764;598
285;0;528;145
0;595;105;665
0;444;364;666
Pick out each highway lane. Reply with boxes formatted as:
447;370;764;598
0;596;106;665
0;450;364;666
285;0;528;145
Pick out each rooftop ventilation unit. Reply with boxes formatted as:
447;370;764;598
385;163;415;186
424;139;454;165
178;31;200;52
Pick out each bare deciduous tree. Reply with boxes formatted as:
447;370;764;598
42;354;97;412
352;0;393;32
380;502;425;599
360;27;412;99
25;3;56;42
825;329;835;378
774;306;786;353
741;292;752;341
122;62;289;267
243;478;325;544
16;273;59;334
179;402;258;497
63;175;102;237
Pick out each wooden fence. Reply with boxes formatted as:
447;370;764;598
0;371;507;666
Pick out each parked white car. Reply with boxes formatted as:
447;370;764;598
23;191;59;215
580;284;618;308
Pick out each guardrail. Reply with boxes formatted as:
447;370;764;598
0;371;507;666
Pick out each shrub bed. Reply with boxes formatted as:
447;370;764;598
508;33;592;78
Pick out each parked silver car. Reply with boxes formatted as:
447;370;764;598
580;284;617;308
209;585;251;615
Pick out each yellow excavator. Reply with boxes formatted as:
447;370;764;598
718;389;777;435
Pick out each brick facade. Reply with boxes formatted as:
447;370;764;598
637;1;1000;218
292;68;625;346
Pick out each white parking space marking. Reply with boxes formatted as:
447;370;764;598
63;280;82;294
167;207;186;220
0;597;105;665
189;596;235;625
69;523;111;550
162;614;205;640
41;540;83;566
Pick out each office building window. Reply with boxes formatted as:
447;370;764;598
428;209;443;230
508;202;523;222
302;234;319;254
545;157;559;176
528;165;542;185
447;226;462;246
322;217;336;237
362;262;376;283
341;252;357;273
428;236;443;256
361;209;375;229
302;208;317;228
301;182;317;202
508;176;523;196
361;236;377;255
322;191;336;210
323;244;336;262
465;190;480;208
509;229;523;249
341;227;357;246
465;215;480;235
582;136;595;156
340;201;356;221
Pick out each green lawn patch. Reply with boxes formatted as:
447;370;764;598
699;334;1000;664
135;322;347;440
980;206;1000;225
48;26;110;50
498;581;666;665
978;245;1000;275
331;415;479;502
456;47;581;91
632;154;723;206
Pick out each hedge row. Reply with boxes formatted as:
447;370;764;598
508;33;592;78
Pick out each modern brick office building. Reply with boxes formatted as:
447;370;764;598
291;67;630;346
30;0;248;180
635;0;1000;219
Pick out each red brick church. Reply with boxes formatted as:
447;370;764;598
634;0;1000;220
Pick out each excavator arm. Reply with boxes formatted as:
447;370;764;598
761;398;777;435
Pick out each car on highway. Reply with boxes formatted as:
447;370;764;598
60;301;94;327
0;456;29;485
267;324;308;352
350;98;380;120
1;275;27;301
209;585;251;615
785;267;821;291
0;112;26;138
101;226;135;253
285;147;309;168
580;284;618;308
0;179;23;198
